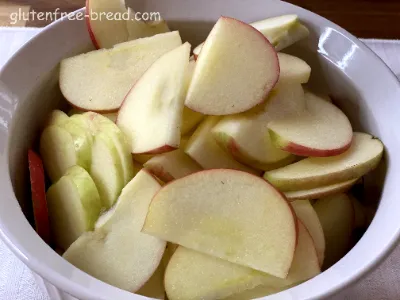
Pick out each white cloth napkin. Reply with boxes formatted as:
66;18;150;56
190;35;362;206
0;28;399;300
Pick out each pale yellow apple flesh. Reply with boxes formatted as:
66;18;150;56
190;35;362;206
278;52;311;84
69;108;118;123
186;17;279;115
63;170;166;292
60;31;182;111
185;117;258;174
143;169;297;278
117;43;191;154
211;83;305;168
46;110;69;126
284;179;358;201
144;150;202;182
126;8;170;41
264;133;384;191
47;166;101;250
314;193;355;269
165;221;319;300
291;200;325;266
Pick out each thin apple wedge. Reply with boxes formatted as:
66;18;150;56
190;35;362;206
264;133;384;191
63;170;166;292
60;31;182;112
192;15;307;58
185;117;258;174
126;9;170;41
47;166;102;250
186;17;279;115
291;200;325;266
284;179;358;201
143;169;297;278
278;53;311;84
212;83;305;169
28;150;51;244
268;90;353;157
165;221;319;300
314;194;355;268
117;43;191;154
144;150;202;183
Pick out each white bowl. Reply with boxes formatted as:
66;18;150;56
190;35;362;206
1;1;400;299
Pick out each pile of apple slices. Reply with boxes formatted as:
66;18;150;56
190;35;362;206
29;7;387;300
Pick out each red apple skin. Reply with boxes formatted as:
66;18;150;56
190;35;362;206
269;129;353;157
85;0;100;49
144;165;175;183
28;150;51;245
135;145;178;155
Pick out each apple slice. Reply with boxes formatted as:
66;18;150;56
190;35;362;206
47;165;102;250
60;31;182;112
212;83;305;169
40;126;79;182
126;8;170;41
28;150;51;244
63;170;165;292
186;17;279;115
314;193;354;268
77;112;138;185
165;221;319;300
69;108;118;123
291;200;325;266
264;133;384;191
185;117;258;174
278;53;311;84
192;15;306;58
143;169;296;277
117;43;191;154
268;90;353;157
144;150;202;183
136;261;165;299
90;132;124;208
284;178;358;201
46;110;69;126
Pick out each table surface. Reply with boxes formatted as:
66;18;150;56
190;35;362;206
1;0;400;39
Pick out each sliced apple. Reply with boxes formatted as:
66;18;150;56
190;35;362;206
264;133;384;191
144;150;202;183
278;53;311;84
46;109;69;126
77;112;138;185
28;150;51;244
284;179;358;201
291;200;325;266
192;15;306;57
126;8;170;41
63;170;165;292
143;169;296;277
186;17;279;115
40;126;78;182
136;261;165;299
60;31;182;112
268;90;353;157
185;117;258;174
314;193;354;268
90;132;124;208
69;108;118;123
165;221;319;300
117;43;191;154
47;165;102;250
212;83;304;168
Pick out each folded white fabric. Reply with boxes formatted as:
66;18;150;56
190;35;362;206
0;28;399;300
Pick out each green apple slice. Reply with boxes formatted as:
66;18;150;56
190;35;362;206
278;53;311;84
63;170;165;292
90;132;124;208
143;169;296;278
47;165;101;250
46;110;69;126
264;133;384;191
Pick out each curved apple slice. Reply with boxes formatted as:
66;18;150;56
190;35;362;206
143;169;296;278
268;91;353;157
284;179;358;201
291;200;325;266
264;133;383;191
28;150;51;244
47;166;102;250
186;17;279;115
63;170;165;292
117;43;191;154
60;31;182;112
126;9;170;40
46;110;69;126
278;53;311;84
